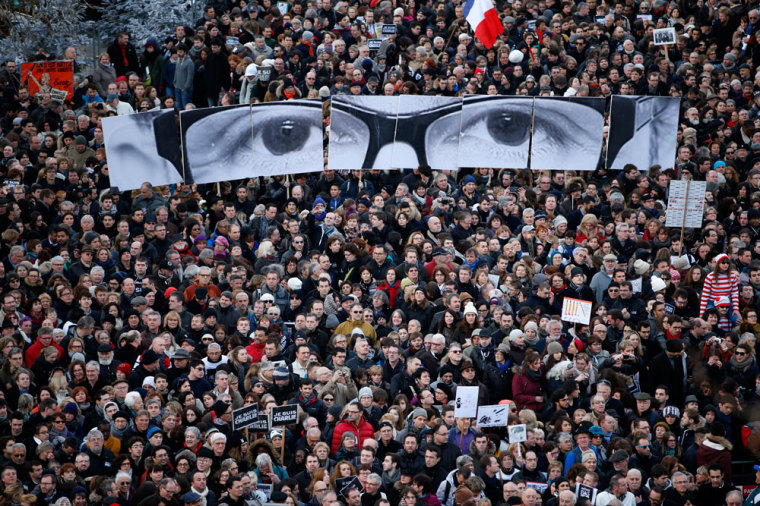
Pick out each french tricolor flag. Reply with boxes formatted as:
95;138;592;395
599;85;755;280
464;0;504;49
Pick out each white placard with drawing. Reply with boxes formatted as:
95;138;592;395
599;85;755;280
476;405;510;428
508;423;528;443
454;386;479;418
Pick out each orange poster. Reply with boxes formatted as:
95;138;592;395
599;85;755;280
21;60;74;102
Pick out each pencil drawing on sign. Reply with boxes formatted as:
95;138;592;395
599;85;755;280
457;95;533;169
529;97;605;171
181;100;323;183
329;95;462;170
607;96;680;170
101;109;183;191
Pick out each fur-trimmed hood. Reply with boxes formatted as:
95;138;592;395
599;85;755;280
703;434;733;451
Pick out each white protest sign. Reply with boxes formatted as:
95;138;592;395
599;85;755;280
653;27;676;45
526;482;549;493
508;423;528;443
666;180;706;229
454;386;479;418
476;404;510;428
630;277;642;294
561;297;592;325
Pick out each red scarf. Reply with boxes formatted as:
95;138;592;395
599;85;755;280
119;44;129;68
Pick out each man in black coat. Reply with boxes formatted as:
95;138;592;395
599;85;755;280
203;39;231;107
648;339;687;406
107;32;140;77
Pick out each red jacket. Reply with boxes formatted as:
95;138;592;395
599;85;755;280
511;366;544;412
696;435;733;483
246;342;265;363
25;338;64;368
330;414;375;455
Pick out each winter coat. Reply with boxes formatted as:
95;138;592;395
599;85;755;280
398;448;426;476
722;356;760;398
696;434;733;483
203;50;231;99
93;62;117;98
330;414;375;455
174;55;195;91
511;365;544;412
140;42;165;89
106;38;140;77
288;392;328;425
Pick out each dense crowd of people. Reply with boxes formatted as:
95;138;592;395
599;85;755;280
2;0;760;505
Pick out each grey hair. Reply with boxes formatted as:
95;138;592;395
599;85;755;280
87;428;104;439
86;361;101;372
209;432;227;444
184;426;201;438
455;455;474;467
124;391;142;409
255;453;272;469
184;264;200;279
17;394;34;411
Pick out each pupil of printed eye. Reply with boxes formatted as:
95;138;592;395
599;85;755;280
487;112;530;145
263;118;308;155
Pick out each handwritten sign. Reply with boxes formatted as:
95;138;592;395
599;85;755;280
666;180;706;229
454;386;479;418
476;404;510;428
561;297;592;325
271;405;298;426
21;61;74;101
232;403;259;431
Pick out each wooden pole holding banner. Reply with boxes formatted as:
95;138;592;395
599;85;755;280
286;175;291;199
280;416;286;467
678;179;689;256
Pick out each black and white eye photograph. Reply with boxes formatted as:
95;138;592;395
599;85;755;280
180;104;255;184
530;96;605;171
250;100;324;176
457;95;534;169
607;96;680;171
653;27;677;45
102;109;183;191
328;96;400;171
391;95;462;171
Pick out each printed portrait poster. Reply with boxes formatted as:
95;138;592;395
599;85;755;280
21;61;74;102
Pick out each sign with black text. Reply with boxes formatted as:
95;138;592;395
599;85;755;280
336;476;364;498
251;413;270;432
271;405;299;426
232;403;259;431
575;483;597;503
